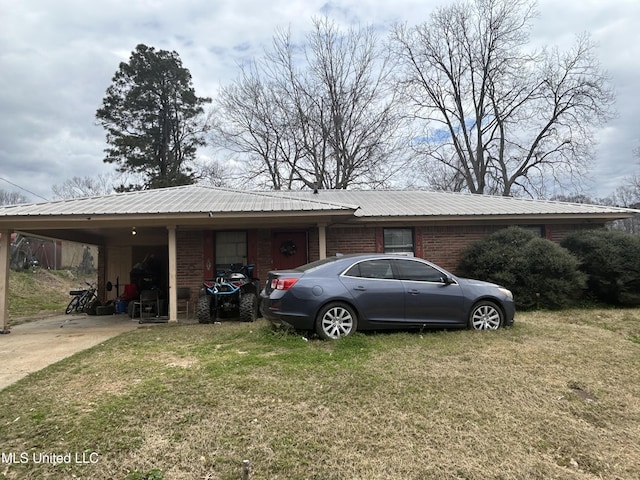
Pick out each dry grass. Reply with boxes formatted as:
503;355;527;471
8;270;95;322
0;310;639;479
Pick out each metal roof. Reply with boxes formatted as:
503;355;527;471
0;186;357;217
270;189;637;219
0;185;635;220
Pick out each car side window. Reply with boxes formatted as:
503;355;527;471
395;259;445;283
344;259;394;279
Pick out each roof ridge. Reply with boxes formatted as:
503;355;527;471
155;185;358;209
421;190;633;210
8;184;195;208
253;189;360;210
277;188;631;211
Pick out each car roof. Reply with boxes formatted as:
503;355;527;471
321;253;433;268
334;253;422;260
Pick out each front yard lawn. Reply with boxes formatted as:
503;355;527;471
0;309;639;479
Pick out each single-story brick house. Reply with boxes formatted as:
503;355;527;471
0;186;637;327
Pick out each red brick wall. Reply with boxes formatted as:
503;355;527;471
185;229;303;288
419;225;502;272
308;228;319;262
544;223;605;243
256;229;272;286
322;223;608;274
177;222;608;290
176;231;204;305
326;227;378;256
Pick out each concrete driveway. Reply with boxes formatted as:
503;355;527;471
0;313;143;391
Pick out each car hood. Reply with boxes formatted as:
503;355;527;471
456;277;505;290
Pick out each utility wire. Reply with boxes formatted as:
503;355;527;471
0;176;49;202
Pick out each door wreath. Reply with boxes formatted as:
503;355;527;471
279;239;297;257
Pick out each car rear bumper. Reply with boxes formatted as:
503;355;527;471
260;297;315;330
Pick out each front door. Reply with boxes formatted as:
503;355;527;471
271;231;308;270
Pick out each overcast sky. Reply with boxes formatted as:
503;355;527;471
1;0;638;203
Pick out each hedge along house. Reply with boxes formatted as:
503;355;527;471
0;185;637;329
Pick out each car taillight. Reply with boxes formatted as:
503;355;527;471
271;278;299;290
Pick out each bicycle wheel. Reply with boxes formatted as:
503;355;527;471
65;296;80;314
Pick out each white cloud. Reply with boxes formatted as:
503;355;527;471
0;0;637;202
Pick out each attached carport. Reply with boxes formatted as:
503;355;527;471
0;186;357;331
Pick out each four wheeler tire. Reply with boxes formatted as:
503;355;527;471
315;302;357;340
468;300;503;330
239;292;258;322
197;295;213;323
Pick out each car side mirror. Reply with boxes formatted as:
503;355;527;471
442;275;454;285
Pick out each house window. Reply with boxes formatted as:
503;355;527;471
384;228;414;255
215;231;247;273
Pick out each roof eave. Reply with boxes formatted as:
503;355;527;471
0;209;357;230
347;212;633;224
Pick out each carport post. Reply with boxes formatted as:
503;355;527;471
167;225;178;323
318;223;327;260
0;230;10;332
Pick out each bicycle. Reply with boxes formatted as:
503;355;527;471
65;282;98;314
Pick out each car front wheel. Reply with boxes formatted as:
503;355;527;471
316;302;357;340
469;301;503;330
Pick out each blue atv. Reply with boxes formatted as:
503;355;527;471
197;264;260;323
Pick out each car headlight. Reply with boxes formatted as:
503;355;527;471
498;287;513;300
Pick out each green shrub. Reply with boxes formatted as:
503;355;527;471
561;229;640;306
458;227;586;310
125;469;164;480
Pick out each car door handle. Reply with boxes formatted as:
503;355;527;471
407;289;420;295
353;286;366;291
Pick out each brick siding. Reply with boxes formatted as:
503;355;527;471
174;221;608;294
175;231;204;305
326;227;378;256
256;229;272;286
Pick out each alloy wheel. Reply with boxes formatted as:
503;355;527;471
318;304;356;339
470;302;502;330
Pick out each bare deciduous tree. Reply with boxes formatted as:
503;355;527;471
607;170;640;234
392;0;614;197
214;17;406;190
51;174;116;199
211;64;299;189
0;189;27;205
194;158;229;188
